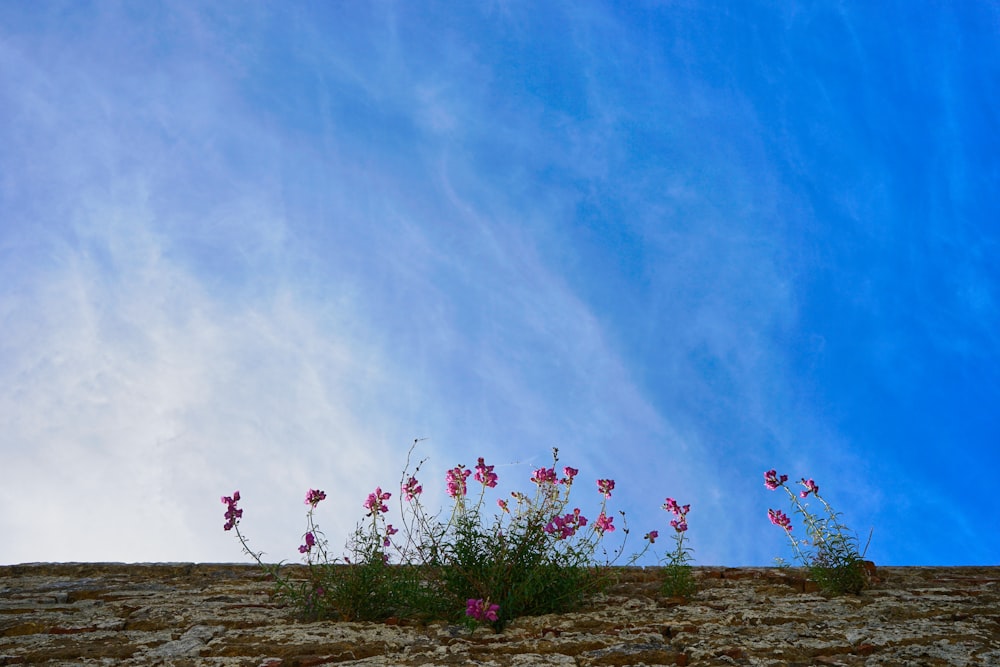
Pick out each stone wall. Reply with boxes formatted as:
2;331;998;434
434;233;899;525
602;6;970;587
1;563;997;666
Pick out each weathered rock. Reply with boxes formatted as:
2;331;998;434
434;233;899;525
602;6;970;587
0;564;997;666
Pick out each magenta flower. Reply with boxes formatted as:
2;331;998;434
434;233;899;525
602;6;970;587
446;465;471;498
305;488;326;507
497;498;509;513
383;524;398;547
221;491;243;531
530;466;558;484
663;497;690;532
474;457;498;488
799;478;820;498
298;531;316;554
644;530;659;544
597;478;615;498
764;469;789;490
595;511;615;533
561;466;579;483
768;508;792;530
663;497;687;516
364;487;391;515
544;508;588;540
402;476;423;501
466;598;500;623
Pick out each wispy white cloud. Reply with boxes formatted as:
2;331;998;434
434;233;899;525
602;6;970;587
0;184;415;562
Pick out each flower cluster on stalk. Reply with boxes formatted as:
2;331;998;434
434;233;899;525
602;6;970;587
402;476;422;501
768;508;792;530
544;508;588;539
305;488;326;507
364;487;391;516
764;469;788;490
765;470;794;532
221;491;242;531
474;457;498;488
594;511;615;534
446;465;471;498
764;467;871;594
530;466;558;485
663;497;690;533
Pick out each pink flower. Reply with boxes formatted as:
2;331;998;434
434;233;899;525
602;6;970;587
595;511;615;533
597;479;615;498
799;478;820;498
663;497;690;532
544;508;588;540
383;524;398;547
298;531;316;554
221;491;243;531
474;457;498;488
446;465;472;498
402;476;423;501
531;467;558;484
466;598;500;623
764;469;789;490
644;530;659;544
561;466;579;484
305;488;326;507
768;508;792;530
364;487;391;515
497;499;509;513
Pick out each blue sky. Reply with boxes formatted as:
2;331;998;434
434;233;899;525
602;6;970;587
1;2;997;567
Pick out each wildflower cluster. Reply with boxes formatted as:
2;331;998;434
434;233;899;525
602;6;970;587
409;448;640;629
657;497;696;598
219;445;875;629
224;445;652;629
765;469;871;595
296;488;330;562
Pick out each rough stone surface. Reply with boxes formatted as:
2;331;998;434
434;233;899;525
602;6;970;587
1;564;998;666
